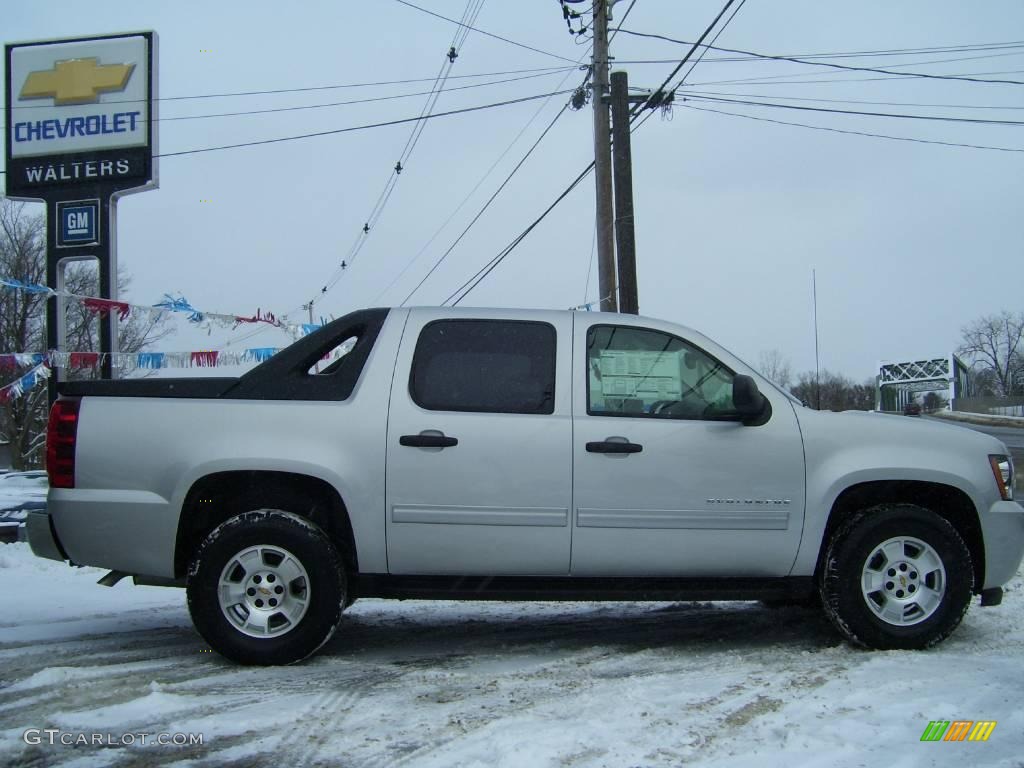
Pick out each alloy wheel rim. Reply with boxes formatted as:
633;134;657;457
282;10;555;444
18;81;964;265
217;544;311;638
861;536;946;626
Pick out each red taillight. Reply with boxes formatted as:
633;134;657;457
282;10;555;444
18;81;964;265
46;398;80;488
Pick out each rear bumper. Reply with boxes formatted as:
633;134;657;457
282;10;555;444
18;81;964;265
981;499;1024;589
47;488;178;578
26;510;66;562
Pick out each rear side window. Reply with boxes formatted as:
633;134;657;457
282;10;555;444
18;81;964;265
410;320;556;414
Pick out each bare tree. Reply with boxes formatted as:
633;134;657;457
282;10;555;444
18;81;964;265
1;199;172;469
790;370;874;412
958;311;1024;397
757;349;793;389
923;391;948;412
1;202;47;469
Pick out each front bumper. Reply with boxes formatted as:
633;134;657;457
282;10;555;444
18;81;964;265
26;510;67;562
981;499;1024;589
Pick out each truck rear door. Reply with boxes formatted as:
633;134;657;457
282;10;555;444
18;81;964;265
385;309;573;575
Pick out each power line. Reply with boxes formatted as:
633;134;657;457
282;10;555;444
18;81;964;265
154;70;574;122
616;30;1024;85
637;0;740;116
441;0;745;306
677;101;1024;153
445;162;596;306
371;64;590;306
1;92;562;214
682;88;1024;111
150;90;574;160
609;0;639;43
671;0;748;91
622;42;1024;67
629;0;746;133
314;0;489;301
683;67;1024;88
671;51;1024;88
681;93;1024;126
0;66;577;112
400;101;573;306
392;0;579;64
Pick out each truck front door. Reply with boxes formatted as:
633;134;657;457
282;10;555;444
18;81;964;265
571;319;806;577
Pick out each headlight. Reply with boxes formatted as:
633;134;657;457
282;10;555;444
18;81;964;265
989;455;1014;501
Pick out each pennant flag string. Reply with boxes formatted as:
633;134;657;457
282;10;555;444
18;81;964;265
0;362;51;405
0;344;347;372
0;278;323;339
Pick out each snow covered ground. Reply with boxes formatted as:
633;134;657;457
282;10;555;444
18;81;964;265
1;541;1022;768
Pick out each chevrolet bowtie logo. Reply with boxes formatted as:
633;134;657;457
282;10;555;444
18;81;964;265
21;58;134;105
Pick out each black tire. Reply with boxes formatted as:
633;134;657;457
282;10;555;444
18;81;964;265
820;504;973;650
187;509;346;665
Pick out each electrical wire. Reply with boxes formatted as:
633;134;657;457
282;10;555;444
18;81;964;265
0;66;578;113
581;211;597;305
400;100;573;306
629;0;746;135
370;64;590;306
393;0;579;64
682;67;1024;88
314;0;488;302
680;93;1024;126
615;31;1024;85
441;0;744;305
677;101;1024;153
609;0;638;43
147;90;573;161
5;41;1019;113
608;40;1024;69
379;20;595;306
445;162;596;306
155;69;575;122
670;0;747;92
681;89;1024;111
631;0;740;120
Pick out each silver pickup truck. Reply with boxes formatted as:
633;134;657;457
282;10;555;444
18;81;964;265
29;307;1022;664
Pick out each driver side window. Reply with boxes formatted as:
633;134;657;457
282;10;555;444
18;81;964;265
586;325;735;419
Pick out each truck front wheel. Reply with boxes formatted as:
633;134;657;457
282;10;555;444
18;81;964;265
820;504;973;650
186;509;346;665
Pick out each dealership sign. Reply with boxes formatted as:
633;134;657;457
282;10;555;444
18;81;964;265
5;32;158;199
4;32;159;392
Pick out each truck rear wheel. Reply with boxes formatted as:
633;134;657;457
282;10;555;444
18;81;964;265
186;509;346;665
820;504;973;650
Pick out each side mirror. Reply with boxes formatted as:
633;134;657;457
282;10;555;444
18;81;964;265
733;375;771;426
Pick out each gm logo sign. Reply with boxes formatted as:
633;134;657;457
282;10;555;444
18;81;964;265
56;199;100;247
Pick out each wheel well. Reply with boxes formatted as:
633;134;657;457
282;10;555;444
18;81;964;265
818;480;984;593
174;471;358;579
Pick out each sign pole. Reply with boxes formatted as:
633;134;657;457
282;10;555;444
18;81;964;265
98;195;117;380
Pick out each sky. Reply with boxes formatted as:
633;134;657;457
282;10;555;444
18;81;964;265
3;0;1023;382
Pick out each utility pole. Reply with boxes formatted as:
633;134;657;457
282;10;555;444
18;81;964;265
610;69;638;314
591;0;617;312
